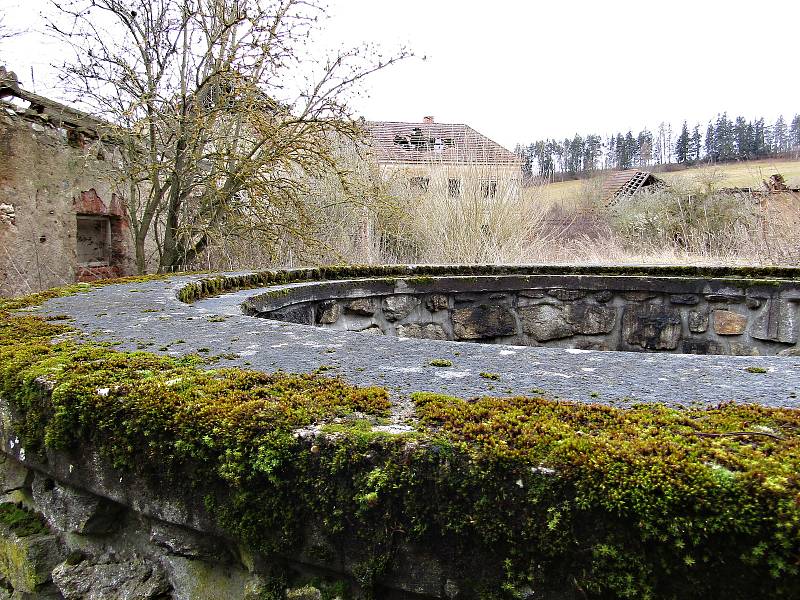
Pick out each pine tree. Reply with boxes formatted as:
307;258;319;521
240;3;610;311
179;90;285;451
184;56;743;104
690;124;702;162
705;121;716;161
773;116;788;154
637;129;653;167
675;121;690;163
716;113;736;161
752;118;767;158
791;115;800;156
583;135;602;171
733;116;752;160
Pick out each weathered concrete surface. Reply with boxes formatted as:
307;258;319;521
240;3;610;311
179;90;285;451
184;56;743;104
25;272;800;416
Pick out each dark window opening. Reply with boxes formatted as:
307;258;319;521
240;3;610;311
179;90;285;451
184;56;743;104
410;176;430;193
481;179;498;198
448;178;461;198
76;215;111;266
393;129;455;152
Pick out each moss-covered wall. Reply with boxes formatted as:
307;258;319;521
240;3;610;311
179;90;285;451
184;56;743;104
0;270;798;598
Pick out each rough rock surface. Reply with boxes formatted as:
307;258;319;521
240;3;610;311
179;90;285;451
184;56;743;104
622;304;681;350
52;559;170;600
519;304;573;341
32;475;123;535
565;303;617;335
346;298;376;316
382;295;421;321
713;310;748;335
397;323;448;340
452;305;516;340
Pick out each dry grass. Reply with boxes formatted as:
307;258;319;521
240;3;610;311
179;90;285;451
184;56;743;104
190;156;800;271
536;158;800;209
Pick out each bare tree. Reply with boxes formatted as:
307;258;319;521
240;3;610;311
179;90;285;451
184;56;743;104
46;0;407;272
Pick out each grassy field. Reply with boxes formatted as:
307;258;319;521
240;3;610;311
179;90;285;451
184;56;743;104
534;158;800;208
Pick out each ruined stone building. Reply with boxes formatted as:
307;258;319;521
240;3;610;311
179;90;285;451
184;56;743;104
366;117;522;198
0;67;134;297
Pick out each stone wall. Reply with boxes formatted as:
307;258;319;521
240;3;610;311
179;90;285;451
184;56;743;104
0;87;135;296
0;407;464;600
244;275;800;356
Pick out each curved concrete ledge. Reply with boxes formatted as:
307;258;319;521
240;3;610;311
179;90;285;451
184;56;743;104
29;265;800;410
4;264;800;598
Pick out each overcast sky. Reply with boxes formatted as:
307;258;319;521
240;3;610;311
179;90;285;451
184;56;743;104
3;0;799;149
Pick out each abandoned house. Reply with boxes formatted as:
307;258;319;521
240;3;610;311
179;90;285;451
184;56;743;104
601;169;666;207
0;66;135;296
366;117;522;198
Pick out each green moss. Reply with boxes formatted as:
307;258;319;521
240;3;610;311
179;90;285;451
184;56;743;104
480;372;501;380
0;504;48;537
745;366;768;374
430;359;453;367
413;392;800;597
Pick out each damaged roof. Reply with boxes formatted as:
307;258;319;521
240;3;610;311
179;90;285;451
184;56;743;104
602;169;666;206
366;121;521;166
1;65;113;138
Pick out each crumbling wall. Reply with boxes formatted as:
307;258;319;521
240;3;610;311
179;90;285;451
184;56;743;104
0;101;134;296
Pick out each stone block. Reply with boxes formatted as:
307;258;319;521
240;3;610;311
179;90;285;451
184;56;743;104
751;299;798;344
149;521;221;560
574;340;609;351
746;297;762;310
452;305;516;340
396;323;448;340
622;304;681;350
547;289;586;301
315;301;341;325
31;475;123;535
0;528;62;594
565;303;616;335
593;290;613;303
519;290;545;299
713;310;748;336
269;304;313;325
0;459;30;502
622;291;657;301
729;342;759;356
345;298;375;316
519;304;573;341
382;295;420;322
424;294;449;312
705;287;745;303
680;339;725;355
161;555;257;600
669;294;699;305
688;310;708;333
52;558;169;600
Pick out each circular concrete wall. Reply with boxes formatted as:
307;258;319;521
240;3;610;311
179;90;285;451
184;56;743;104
243;273;800;356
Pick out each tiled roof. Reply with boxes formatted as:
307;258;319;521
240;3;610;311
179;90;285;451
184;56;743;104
365;121;521;166
602;169;665;206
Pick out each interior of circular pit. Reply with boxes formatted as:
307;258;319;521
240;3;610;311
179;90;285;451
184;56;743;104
239;272;800;356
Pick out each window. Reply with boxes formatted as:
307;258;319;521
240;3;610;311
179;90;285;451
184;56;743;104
410;176;430;193
448;178;461;198
76;216;111;266
480;179;498;198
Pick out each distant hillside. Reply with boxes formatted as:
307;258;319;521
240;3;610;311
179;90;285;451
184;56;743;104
535;158;800;207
